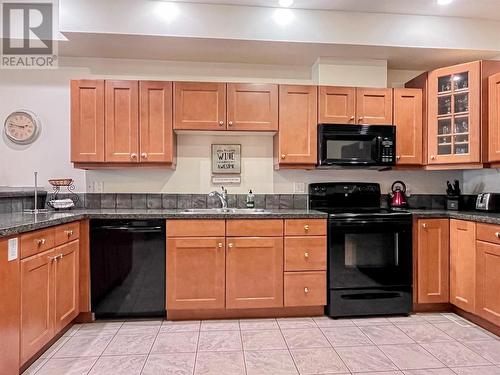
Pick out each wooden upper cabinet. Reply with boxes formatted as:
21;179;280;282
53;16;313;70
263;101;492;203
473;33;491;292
105;80;139;162
427;61;481;165
356;88;393;125
275;85;318;167
54;240;79;332
70;80;105;162
393;88;423;165
450;220;476;313
416;218;449;304
318;86;356;124
476;240;500;325
489;72;500;163
174;82;226;130
139;81;174;163
227;83;278;131
166;238;225;310
20;249;55;364
226;237;283;309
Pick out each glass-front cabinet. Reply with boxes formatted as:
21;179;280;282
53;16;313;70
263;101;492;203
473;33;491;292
428;62;481;165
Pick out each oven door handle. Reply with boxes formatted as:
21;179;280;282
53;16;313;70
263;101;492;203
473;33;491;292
394;233;399;266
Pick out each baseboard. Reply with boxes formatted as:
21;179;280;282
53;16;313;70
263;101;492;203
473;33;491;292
75;311;95;323
452;306;500;337
167;306;324;321
412;303;452;312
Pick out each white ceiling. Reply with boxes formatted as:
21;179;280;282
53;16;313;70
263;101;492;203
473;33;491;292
171;0;500;21
59;33;500;70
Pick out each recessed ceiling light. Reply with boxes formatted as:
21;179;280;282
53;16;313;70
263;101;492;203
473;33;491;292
279;0;294;7
273;8;294;25
437;0;453;5
155;2;180;22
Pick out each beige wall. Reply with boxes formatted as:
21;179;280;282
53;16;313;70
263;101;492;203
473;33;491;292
0;56;463;194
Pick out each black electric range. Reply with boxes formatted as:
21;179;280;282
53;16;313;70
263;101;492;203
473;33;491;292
309;182;413;318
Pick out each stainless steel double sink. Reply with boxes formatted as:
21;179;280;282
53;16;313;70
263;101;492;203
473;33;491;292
180;208;271;214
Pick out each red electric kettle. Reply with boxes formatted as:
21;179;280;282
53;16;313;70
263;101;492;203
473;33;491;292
390;180;408;208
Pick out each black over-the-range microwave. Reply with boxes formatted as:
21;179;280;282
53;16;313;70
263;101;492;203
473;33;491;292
317;124;396;167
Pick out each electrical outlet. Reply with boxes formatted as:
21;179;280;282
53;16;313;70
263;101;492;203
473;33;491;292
293;182;306;194
87;182;94;193
93;181;104;193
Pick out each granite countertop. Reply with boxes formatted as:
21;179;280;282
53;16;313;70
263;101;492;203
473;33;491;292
0;209;328;237
408;209;500;225
2;208;500;238
0;187;47;198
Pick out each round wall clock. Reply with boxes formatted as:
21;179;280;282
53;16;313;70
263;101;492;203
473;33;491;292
4;110;42;145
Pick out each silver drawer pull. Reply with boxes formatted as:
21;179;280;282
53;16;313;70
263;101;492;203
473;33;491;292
304;287;309;294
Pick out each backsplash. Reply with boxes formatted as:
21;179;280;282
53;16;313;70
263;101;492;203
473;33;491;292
0;192;479;213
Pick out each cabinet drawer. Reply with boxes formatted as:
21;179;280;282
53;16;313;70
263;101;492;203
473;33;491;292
285;219;326;236
55;222;80;246
284;271;326;307
285;237;326;271
167;220;225;237
20;228;55;259
477;223;500;245
226;219;283;237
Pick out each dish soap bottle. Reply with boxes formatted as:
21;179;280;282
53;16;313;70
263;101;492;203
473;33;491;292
246;190;255;208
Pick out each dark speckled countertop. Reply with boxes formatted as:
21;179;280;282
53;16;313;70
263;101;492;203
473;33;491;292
0;209;328;237
408;209;500;225
2;208;500;238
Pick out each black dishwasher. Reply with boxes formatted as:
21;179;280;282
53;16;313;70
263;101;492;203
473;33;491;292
90;219;166;319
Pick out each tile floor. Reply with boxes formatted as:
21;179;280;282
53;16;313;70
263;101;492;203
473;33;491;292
23;313;500;375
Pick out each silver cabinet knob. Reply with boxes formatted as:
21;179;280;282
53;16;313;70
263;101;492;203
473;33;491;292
228;121;233;126
130;153;138;159
495;232;500;239
422;223;427;228
141;153;148;159
396;156;401;160
37;238;46;246
350;116;355;121
430;155;436;160
219;121;224;126
304;287;309;294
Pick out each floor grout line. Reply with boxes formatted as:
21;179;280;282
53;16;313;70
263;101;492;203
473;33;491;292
138;318;164;375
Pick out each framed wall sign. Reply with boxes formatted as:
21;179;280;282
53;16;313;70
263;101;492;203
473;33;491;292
212;144;241;174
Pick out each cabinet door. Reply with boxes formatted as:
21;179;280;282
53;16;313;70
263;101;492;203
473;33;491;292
476;240;500;325
0;238;20;375
167;238;225;310
450;220;476;313
174;82;226;130
20;249;55;364
227;83;278;131
427;61;480;164
54;240;79;332
416;219;449;304
318;86;356;124
105;80;139;162
70;80;105;162
276;85;318;166
356;88;393;125
226;237;283;309
488;72;500;163
139;81;174;163
393;88;423;165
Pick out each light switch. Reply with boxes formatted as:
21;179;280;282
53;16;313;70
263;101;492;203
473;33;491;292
8;238;18;261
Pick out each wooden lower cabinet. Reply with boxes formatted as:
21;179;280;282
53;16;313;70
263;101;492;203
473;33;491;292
54;241;80;332
226;237;283;309
166;219;328;316
450;220;476;313
476;240;500;325
0;238;20;375
284;271;326;307
20;249;55;364
416;218;450;304
166;238;225;310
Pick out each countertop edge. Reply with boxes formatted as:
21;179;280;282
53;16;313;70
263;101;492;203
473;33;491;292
0;210;328;237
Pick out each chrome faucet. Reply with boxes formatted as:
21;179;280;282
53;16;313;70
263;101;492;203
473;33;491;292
209;186;228;208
